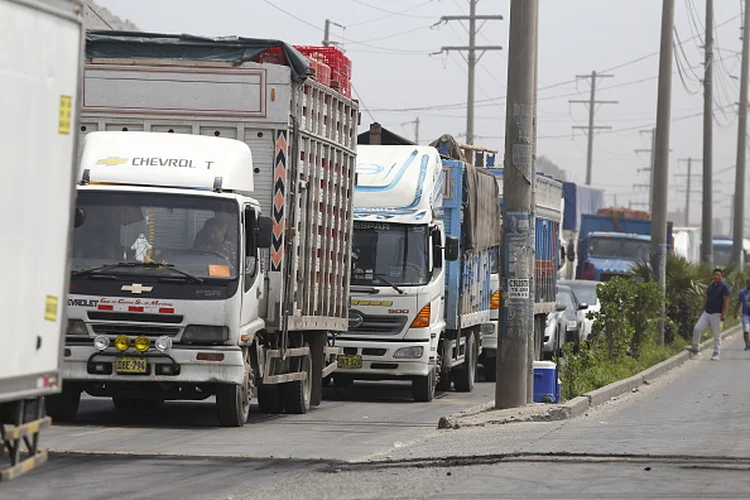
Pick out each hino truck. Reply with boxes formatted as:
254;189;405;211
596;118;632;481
335;134;501;402
0;0;82;480
49;32;358;427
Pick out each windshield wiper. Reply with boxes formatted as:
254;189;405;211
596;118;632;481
73;262;204;283
373;274;405;295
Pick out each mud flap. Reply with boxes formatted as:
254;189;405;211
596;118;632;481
308;331;326;407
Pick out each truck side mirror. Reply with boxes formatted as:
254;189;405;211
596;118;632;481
74;208;86;228
257;216;273;249
445;236;460;262
432;227;443;268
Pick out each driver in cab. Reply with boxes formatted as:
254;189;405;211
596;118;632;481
194;217;236;266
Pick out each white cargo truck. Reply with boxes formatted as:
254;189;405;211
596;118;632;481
335;136;501;402
0;0;83;480
49;32;358;427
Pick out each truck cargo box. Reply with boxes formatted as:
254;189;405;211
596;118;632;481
80;32;359;332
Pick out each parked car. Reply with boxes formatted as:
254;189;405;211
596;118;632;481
546;284;588;354
542;307;564;360
558;279;601;341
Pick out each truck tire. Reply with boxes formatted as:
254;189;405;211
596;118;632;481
45;387;81;423
216;349;253;427
281;342;312;414
308;332;326;407
412;367;436;402
454;332;477;392
482;357;497;382
257;385;284;414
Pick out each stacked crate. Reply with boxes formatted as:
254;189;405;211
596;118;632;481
252;45;351;97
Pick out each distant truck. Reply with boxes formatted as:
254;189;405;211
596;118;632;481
336;134;501;402
50;32;358;426
576;209;673;281
0;0;83;480
673;226;701;263
560;182;606;279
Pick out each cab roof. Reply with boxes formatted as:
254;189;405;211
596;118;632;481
78;131;253;192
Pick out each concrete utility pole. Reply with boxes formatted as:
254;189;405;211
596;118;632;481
652;0;676;346
702;0;714;264
570;71;618;185
732;0;750;269
675;158;702;226
401;117;420;144
635;128;656;211
496;0;537;409
438;2;503;145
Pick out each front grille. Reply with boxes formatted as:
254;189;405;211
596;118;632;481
348;314;408;335
91;324;180;337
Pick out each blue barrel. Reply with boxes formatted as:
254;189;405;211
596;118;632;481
533;360;559;403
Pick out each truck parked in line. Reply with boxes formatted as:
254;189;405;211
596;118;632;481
560;182;606;280
479;167;563;371
48;32;358;427
576;209;674;281
1;0;83;480
335;133;501;401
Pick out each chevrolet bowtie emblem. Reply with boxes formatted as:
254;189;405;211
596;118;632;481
96;157;128;166
121;283;153;294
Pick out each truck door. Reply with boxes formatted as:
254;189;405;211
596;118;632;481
241;205;262;328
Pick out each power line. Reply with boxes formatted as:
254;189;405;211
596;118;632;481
350;0;437;23
352;83;376;123
86;4;114;30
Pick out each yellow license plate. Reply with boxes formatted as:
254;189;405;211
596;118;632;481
116;357;148;374
337;354;362;369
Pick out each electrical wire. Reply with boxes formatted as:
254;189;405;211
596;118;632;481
86;3;114;30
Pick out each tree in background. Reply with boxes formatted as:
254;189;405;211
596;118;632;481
537;155;567;181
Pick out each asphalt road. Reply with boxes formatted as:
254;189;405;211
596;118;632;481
5;334;750;499
0;379;493;499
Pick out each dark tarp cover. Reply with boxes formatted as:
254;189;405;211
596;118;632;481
463;165;503;252
85;30;310;82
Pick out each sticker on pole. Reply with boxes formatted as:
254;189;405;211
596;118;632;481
507;279;530;299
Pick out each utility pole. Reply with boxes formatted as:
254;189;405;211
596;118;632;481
401;117;420;144
732;0;750;269
702;0;714;264
570;71;618;185
322;19;344;46
497;0;537;409
438;2;503;145
675;158;702;225
652;0;676;346
635;128;656;211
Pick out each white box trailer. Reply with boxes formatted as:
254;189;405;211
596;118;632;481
0;0;83;480
52;32;358;426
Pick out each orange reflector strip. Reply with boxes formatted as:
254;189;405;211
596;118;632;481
128;306;144;312
196;353;225;362
490;290;501;310
98;304;113;311
159;307;175;314
410;304;431;328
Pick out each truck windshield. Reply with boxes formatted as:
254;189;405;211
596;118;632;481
351;222;429;286
713;244;733;266
589;237;650;261
72;191;240;279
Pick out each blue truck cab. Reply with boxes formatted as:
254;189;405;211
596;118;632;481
576;214;673;281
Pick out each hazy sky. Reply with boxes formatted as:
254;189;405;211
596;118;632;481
95;0;745;223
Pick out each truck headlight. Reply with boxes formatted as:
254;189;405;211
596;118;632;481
566;320;578;331
155;336;172;353
67;319;88;336
114;335;130;351
93;335;110;351
182;325;229;344
393;346;424;359
134;336;151;353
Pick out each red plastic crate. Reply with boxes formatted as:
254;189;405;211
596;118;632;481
254;47;286;65
294;45;352;95
307;56;332;86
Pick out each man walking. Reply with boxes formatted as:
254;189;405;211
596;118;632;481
687;268;731;360
734;278;750;351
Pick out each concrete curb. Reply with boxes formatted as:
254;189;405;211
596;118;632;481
438;324;741;429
